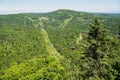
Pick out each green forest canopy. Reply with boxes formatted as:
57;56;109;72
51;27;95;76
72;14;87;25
0;10;120;80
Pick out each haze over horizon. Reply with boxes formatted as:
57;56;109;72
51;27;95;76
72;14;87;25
0;0;120;14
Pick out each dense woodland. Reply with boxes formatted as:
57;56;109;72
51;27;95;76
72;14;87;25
0;10;120;80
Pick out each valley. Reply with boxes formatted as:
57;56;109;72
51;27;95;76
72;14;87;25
0;10;120;80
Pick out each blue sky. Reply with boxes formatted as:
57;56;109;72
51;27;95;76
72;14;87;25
0;0;120;14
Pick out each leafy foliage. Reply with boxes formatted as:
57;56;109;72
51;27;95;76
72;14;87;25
0;10;120;80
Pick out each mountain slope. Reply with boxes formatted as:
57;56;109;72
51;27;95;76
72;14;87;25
0;9;120;80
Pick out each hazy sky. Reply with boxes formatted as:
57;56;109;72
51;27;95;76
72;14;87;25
0;0;120;14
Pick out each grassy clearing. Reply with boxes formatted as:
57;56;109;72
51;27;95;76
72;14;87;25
40;28;64;61
59;17;72;28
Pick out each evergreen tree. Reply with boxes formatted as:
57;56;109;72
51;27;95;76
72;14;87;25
87;18;107;60
84;18;108;79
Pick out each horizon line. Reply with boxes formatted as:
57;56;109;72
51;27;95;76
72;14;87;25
0;9;120;15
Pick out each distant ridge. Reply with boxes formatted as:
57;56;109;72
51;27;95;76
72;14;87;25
1;9;120;15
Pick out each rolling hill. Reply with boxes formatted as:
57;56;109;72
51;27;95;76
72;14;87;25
0;10;120;80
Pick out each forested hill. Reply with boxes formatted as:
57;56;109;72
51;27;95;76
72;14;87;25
0;10;120;80
0;9;120;34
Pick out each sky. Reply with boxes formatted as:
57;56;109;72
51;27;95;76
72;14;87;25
0;0;120;14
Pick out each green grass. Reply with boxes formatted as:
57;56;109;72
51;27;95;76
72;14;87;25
59;17;72;28
40;28;64;61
